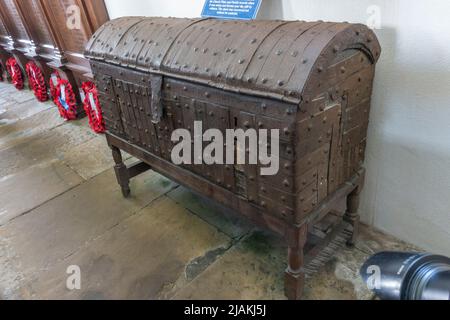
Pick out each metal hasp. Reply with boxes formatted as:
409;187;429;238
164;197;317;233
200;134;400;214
85;17;381;300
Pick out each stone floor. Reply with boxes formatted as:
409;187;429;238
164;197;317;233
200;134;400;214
0;82;420;300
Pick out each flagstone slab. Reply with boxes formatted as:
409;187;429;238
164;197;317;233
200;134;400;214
173;229;378;300
0;160;83;225
0;169;177;295
0;99;53;125
5;196;230;300
0;108;65;151
61;135;131;180
0;120;97;178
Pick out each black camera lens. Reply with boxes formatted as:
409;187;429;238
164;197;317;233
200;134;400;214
360;251;450;300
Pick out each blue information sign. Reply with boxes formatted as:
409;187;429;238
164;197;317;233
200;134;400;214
201;0;262;20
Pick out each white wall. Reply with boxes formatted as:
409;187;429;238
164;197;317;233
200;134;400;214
104;0;450;255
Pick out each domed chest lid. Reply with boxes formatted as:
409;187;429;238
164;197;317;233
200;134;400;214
85;17;380;103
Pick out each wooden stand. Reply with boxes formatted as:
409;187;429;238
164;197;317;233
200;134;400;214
106;133;365;300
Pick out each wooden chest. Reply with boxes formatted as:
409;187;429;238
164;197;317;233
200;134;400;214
85;17;381;299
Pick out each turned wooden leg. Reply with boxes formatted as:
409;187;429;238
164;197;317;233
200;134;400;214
285;224;308;300
111;145;130;198
344;185;361;247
